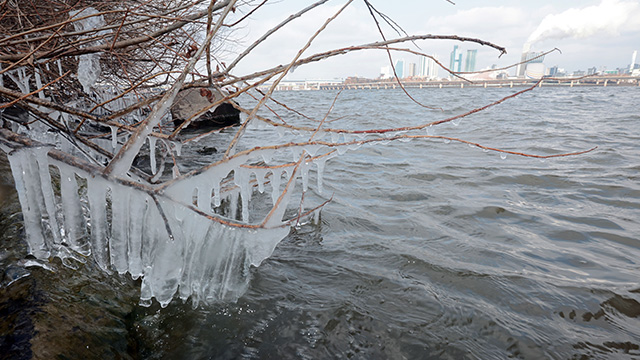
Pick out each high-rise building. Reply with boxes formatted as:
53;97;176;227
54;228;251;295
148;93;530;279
464;49;477;72
449;45;462;74
430;55;439;79
418;55;439;79
394;59;404;78
418;56;427;77
548;66;558;77
406;62;417;77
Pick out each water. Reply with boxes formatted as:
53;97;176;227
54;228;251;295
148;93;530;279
1;86;639;359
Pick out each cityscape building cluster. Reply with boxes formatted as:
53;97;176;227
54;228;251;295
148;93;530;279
379;46;639;81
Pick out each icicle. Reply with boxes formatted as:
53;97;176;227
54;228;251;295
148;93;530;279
171;140;182;156
110;125;118;150
7;149;49;258
128;191;147;279
215;229;243;301
143;200;184;308
264;167;298;228
87;176;110;272
6;69;31;93
228;190;239;220
148;136;157;174
176;205;211;303
316;157;327;195
301;160;310;192
233;168;252;223
270;169;282;205
212;179;222;207
19;67;30;93
34;68;45;100
110;184;131;274
71;8;107;94
195;178;213;211
253;168;270;194
58;164;89;255
34;148;62;246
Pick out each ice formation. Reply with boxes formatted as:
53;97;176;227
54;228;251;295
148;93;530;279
1;132;328;308
70;8;109;94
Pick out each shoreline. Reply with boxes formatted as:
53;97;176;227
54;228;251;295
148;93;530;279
262;76;640;91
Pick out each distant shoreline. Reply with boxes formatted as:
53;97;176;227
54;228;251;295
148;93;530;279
264;76;640;91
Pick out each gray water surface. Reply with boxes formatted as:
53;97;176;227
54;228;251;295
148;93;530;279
1;86;639;359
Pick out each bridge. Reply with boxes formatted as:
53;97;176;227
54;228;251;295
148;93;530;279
318;76;640;90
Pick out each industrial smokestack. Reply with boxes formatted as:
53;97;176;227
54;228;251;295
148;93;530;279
632;50;638;70
515;43;532;78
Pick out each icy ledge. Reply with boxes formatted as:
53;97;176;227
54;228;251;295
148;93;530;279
0;130;329;308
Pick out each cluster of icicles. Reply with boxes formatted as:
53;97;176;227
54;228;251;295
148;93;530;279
4;134;333;307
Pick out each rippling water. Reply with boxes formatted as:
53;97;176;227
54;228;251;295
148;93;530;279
1;86;639;359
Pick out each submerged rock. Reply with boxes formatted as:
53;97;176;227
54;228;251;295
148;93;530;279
171;87;240;131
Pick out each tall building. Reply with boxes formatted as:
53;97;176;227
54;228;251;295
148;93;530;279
418;56;426;77
464;49;477;72
394;59;404;78
418;55;440;79
406;62;417;77
449;45;462;74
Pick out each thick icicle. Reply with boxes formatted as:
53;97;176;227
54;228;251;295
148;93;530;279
141;199;183;308
57;164;89;255
7;149;49;258
128;191;147;279
34;148;62;247
87;176;110;271
110;184;131;274
233;168;252;223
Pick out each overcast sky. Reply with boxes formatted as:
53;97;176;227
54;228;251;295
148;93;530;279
225;0;640;80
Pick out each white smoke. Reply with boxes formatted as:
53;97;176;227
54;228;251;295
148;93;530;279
527;0;640;45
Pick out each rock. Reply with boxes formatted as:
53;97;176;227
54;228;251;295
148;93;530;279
171;87;240;131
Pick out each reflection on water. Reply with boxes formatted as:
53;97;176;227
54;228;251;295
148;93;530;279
1;87;640;359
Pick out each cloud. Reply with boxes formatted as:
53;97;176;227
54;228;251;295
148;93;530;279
229;2;380;78
527;0;640;44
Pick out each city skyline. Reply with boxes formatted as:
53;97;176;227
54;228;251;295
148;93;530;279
229;0;640;80
374;47;639;82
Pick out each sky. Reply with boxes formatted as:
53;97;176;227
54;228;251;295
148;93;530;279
223;0;640;80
